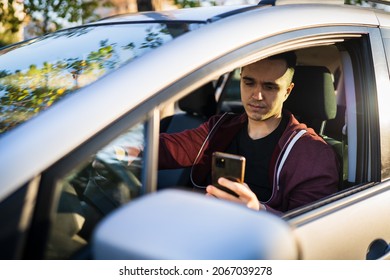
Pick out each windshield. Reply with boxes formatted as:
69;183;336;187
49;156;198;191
0;22;202;135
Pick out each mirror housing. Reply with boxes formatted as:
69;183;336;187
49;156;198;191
92;189;298;259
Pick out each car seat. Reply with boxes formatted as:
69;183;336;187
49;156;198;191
284;65;337;134
158;82;217;189
284;65;346;188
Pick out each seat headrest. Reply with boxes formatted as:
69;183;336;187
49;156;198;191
284;65;336;121
178;82;217;119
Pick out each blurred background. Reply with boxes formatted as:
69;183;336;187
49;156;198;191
0;0;386;47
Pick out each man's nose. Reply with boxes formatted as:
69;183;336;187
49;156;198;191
252;89;263;100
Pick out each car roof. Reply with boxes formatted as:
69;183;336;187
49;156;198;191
82;1;390;28
91;5;260;24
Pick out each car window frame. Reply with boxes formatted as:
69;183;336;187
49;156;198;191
283;25;385;220
153;25;382;216
0;176;40;259
375;27;390;181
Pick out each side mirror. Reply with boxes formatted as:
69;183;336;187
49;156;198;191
92;189;298;259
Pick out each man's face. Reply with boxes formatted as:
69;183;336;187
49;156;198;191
240;58;294;122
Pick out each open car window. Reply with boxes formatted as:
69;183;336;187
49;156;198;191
167;42;367;216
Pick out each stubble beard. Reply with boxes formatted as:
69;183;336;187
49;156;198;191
247;112;270;122
245;104;270;122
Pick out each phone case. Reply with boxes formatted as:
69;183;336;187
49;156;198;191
211;152;246;196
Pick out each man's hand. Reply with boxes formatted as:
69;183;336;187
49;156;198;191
206;177;266;211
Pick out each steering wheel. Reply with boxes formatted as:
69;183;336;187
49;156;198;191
83;157;142;215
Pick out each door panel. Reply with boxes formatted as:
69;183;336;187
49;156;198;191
290;182;390;259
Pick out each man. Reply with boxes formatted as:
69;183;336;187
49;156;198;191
158;52;339;215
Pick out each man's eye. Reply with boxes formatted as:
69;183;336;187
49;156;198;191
264;85;278;91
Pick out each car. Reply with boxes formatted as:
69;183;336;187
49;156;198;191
1;0;390;260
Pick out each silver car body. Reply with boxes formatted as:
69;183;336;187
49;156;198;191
1;2;390;259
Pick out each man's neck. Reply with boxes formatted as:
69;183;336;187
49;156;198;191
247;115;282;140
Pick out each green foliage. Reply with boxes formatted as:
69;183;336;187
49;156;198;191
173;0;217;9
24;0;113;36
345;0;363;4
0;37;120;133
173;0;202;8
0;0;25;46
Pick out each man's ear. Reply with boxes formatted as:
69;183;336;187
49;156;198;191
284;82;294;100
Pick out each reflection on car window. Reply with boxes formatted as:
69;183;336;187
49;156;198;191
0;22;201;135
45;122;145;259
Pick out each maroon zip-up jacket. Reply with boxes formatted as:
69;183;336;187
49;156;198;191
158;111;339;215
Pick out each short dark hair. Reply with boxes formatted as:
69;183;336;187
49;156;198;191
240;51;297;83
268;51;297;70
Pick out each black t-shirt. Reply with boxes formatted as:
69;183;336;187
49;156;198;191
225;115;287;201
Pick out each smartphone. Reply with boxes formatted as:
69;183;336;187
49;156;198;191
211;152;246;197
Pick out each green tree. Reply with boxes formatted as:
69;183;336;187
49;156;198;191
0;37;122;133
24;0;112;36
0;0;25;47
173;0;201;8
345;0;363;4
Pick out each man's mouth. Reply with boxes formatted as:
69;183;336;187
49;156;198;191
248;103;266;110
